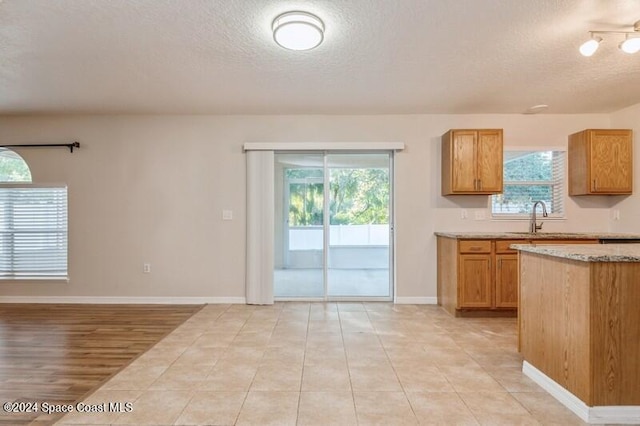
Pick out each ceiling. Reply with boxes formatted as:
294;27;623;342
1;0;639;115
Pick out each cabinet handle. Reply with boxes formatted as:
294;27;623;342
593;179;597;190
489;258;492;270
498;258;502;269
469;247;483;251
473;179;477;190
478;179;482;190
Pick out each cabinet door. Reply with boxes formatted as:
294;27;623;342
589;130;632;193
451;131;478;192
495;254;518;308
459;254;492;308
476;130;503;193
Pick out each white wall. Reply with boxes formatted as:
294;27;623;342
610;103;640;233
0;113;618;302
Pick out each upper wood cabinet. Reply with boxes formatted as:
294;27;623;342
568;129;633;195
441;129;503;195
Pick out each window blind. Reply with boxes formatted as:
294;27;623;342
0;185;68;279
551;151;565;215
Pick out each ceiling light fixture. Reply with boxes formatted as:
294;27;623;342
272;11;324;51
579;20;640;56
524;104;549;114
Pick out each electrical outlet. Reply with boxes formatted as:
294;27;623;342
461;209;468;219
222;210;233;220
613;209;620;221
474;210;486;220
143;263;151;273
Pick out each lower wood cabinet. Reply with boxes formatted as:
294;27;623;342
495;254;518;308
459;254;492;308
436;236;599;316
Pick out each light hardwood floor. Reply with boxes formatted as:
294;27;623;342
0;304;201;425
21;302;589;425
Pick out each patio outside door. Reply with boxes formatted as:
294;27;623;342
273;152;393;300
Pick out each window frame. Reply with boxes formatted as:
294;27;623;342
490;147;567;221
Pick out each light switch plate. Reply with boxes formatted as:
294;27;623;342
222;210;233;220
474;210;485;220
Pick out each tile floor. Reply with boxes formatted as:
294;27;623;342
52;303;588;425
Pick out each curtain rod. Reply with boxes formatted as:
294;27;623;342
0;142;80;153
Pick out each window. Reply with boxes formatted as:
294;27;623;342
491;150;565;218
0;149;32;182
0;149;68;279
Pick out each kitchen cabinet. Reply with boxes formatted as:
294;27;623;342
441;129;503;195
436;236;599;316
495;254;518;308
568;129;633;195
495;240;520;308
458;240;493;308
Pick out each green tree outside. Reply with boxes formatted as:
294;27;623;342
0;150;31;182
286;167;389;226
330;168;388;225
492;151;560;214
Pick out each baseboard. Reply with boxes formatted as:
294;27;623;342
394;297;438;304
522;361;591;422
523;361;640;424
0;296;433;305
589;406;640;424
0;296;247;304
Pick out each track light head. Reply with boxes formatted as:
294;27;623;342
619;36;640;54
579;36;602;56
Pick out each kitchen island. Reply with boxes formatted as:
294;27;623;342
516;243;640;424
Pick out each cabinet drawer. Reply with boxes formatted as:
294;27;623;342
495;239;528;254
459;240;491;253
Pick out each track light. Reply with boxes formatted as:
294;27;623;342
579;20;640;56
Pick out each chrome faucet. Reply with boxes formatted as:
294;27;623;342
530;200;548;233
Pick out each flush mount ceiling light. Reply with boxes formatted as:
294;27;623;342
524;104;549;114
272;11;324;51
579;20;640;56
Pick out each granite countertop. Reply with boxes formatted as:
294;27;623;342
434;232;640;240
512;243;640;262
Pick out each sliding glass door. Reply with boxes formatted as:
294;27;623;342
273;152;393;300
274;153;325;298
326;154;391;297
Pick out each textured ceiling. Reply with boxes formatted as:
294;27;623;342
1;0;639;115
